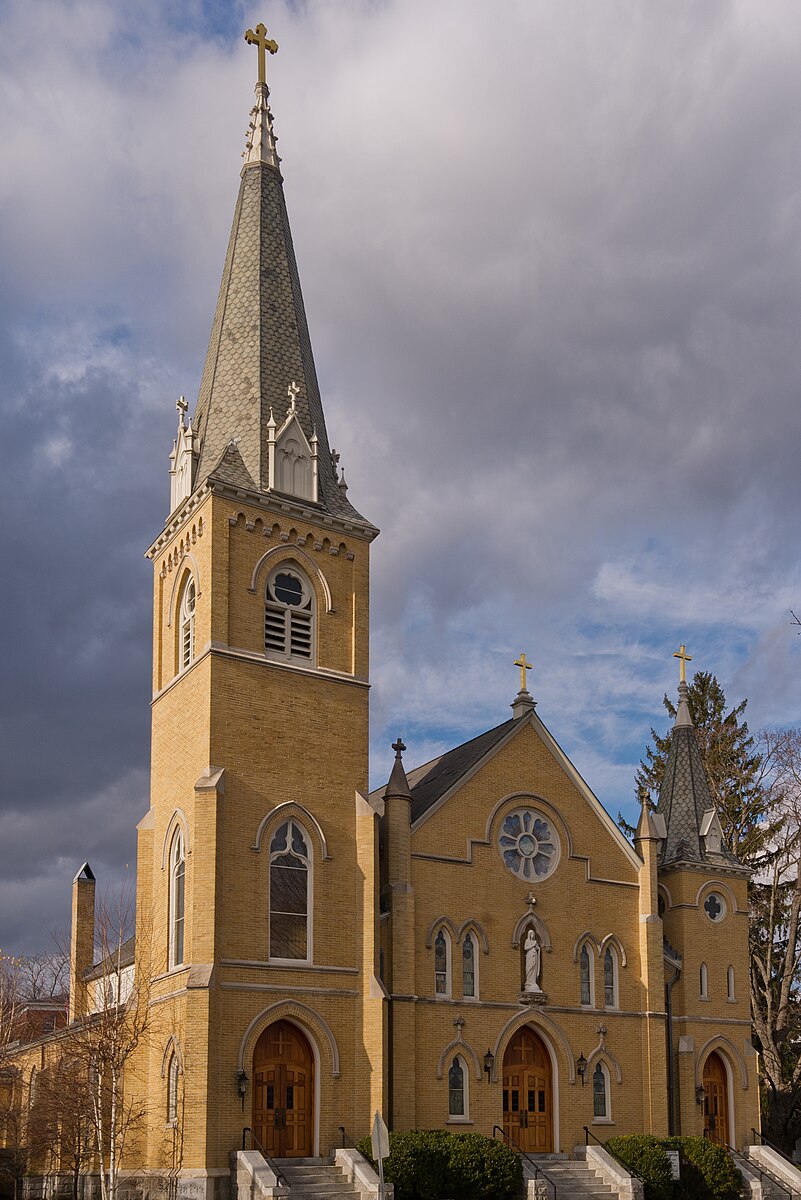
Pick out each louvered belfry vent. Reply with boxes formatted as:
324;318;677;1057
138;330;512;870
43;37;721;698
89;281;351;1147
264;568;314;662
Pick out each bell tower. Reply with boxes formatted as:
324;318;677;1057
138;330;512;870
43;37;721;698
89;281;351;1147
138;29;385;1188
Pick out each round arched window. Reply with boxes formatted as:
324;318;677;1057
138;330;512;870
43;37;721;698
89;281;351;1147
498;808;560;881
265;566;314;661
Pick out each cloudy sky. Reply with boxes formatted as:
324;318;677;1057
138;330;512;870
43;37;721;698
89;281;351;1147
2;0;801;953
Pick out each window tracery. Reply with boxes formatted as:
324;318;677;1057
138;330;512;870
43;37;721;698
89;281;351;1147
498;808;560;881
592;1061;611;1120
269;819;311;961
434;928;451;997
448;1055;468;1119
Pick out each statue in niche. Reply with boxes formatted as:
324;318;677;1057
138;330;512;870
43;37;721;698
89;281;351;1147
523;929;542;992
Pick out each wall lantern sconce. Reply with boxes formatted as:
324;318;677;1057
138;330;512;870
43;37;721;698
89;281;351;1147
483;1049;495;1082
237;1070;248;1108
576;1053;587;1086
695;1085;707;1106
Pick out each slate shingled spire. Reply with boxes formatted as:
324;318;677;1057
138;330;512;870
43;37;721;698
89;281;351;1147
191;79;370;527
655;679;741;868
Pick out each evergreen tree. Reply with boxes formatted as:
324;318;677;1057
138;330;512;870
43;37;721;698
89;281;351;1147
636;671;778;866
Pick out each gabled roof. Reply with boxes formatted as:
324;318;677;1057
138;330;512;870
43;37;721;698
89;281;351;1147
84;936;135;982
371;717;522;824
191;84;372;530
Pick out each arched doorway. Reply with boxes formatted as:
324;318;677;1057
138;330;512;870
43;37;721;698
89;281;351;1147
502;1026;554;1152
702;1051;729;1146
252;1020;314;1157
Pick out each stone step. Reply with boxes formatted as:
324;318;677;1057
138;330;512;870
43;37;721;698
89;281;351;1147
273;1158;362;1200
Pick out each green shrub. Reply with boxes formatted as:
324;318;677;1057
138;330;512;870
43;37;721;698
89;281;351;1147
663;1137;743;1200
356;1129;521;1200
605;1134;673;1200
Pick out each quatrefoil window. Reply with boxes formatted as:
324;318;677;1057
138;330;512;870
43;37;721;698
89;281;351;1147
703;892;726;922
498;808;560;881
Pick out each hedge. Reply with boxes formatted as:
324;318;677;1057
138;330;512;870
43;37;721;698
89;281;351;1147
356;1129;522;1200
605;1134;743;1200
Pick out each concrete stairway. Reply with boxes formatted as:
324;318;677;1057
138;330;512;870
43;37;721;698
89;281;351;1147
528;1156;616;1198
273;1158;362;1200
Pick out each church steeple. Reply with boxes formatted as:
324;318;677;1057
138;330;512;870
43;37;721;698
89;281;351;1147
655;649;742;869
188;35;370;528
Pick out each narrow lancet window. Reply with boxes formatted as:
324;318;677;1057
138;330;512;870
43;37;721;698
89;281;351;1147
169;829;185;969
580;944;592;1006
269;820;310;960
448;1057;465;1117
463;933;476;998
434;929;450;996
180;576;196;669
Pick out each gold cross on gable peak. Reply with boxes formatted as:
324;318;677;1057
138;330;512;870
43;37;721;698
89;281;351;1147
514;652;533;693
673;643;693;684
244;23;279;85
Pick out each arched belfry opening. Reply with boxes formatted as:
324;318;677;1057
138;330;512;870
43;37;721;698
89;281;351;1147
502;1026;554;1153
252;1021;314;1157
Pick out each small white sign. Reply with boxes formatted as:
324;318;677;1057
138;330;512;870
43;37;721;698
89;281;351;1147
371;1111;390;1162
666;1149;680;1180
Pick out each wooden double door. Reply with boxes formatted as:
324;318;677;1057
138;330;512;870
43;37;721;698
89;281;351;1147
503;1027;554;1153
703;1052;729;1146
253;1020;314;1157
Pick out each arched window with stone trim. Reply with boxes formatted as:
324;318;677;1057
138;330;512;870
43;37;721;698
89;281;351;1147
448;1055;469;1119
264;565;314;662
462;931;478;999
603;945;618;1008
166;1051;180;1124
179;574;196;669
700;962;708;999
269;819;311;961
168;827;185;969
434;928;452;997
592;1061;611;1120
580;942;594;1007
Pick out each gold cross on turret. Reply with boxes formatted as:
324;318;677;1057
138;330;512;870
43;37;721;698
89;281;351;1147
244;23;279;85
514;652;533;693
673;643;693;684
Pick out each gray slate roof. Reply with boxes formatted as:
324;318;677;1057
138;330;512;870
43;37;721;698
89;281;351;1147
656;722;741;869
192;150;370;528
372;717;522;824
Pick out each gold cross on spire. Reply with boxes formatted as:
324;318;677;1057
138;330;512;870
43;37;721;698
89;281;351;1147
514;652;533;693
244;23;278;85
673;643;693;684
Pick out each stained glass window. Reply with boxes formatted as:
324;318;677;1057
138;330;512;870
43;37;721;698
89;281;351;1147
463;934;475;998
604;946;616;1007
498;808;560;881
448;1058;465;1117
270;820;310;959
435;930;449;995
580;944;592;1006
593;1063;607;1118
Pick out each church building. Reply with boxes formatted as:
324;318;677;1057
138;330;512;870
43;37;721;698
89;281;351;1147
5;28;760;1198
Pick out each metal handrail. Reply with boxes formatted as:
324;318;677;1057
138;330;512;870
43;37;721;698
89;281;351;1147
752;1128;801;1174
241;1126;287;1185
582;1125;646;1187
492;1125;558;1193
706;1130;792;1200
338;1125;360;1151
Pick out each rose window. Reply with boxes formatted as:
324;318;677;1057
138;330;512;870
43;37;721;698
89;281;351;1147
498;809;560;881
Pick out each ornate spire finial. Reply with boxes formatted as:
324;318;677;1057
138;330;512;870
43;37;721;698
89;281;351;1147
673;643;692;684
244;23;278;85
176;394;188;426
287;380;300;413
392;738;406;759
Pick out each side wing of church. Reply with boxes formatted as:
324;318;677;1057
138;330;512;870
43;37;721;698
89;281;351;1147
3;33;759;1199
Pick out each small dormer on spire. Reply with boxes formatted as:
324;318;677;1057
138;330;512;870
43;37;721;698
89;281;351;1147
267;381;319;502
169;395;198;513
